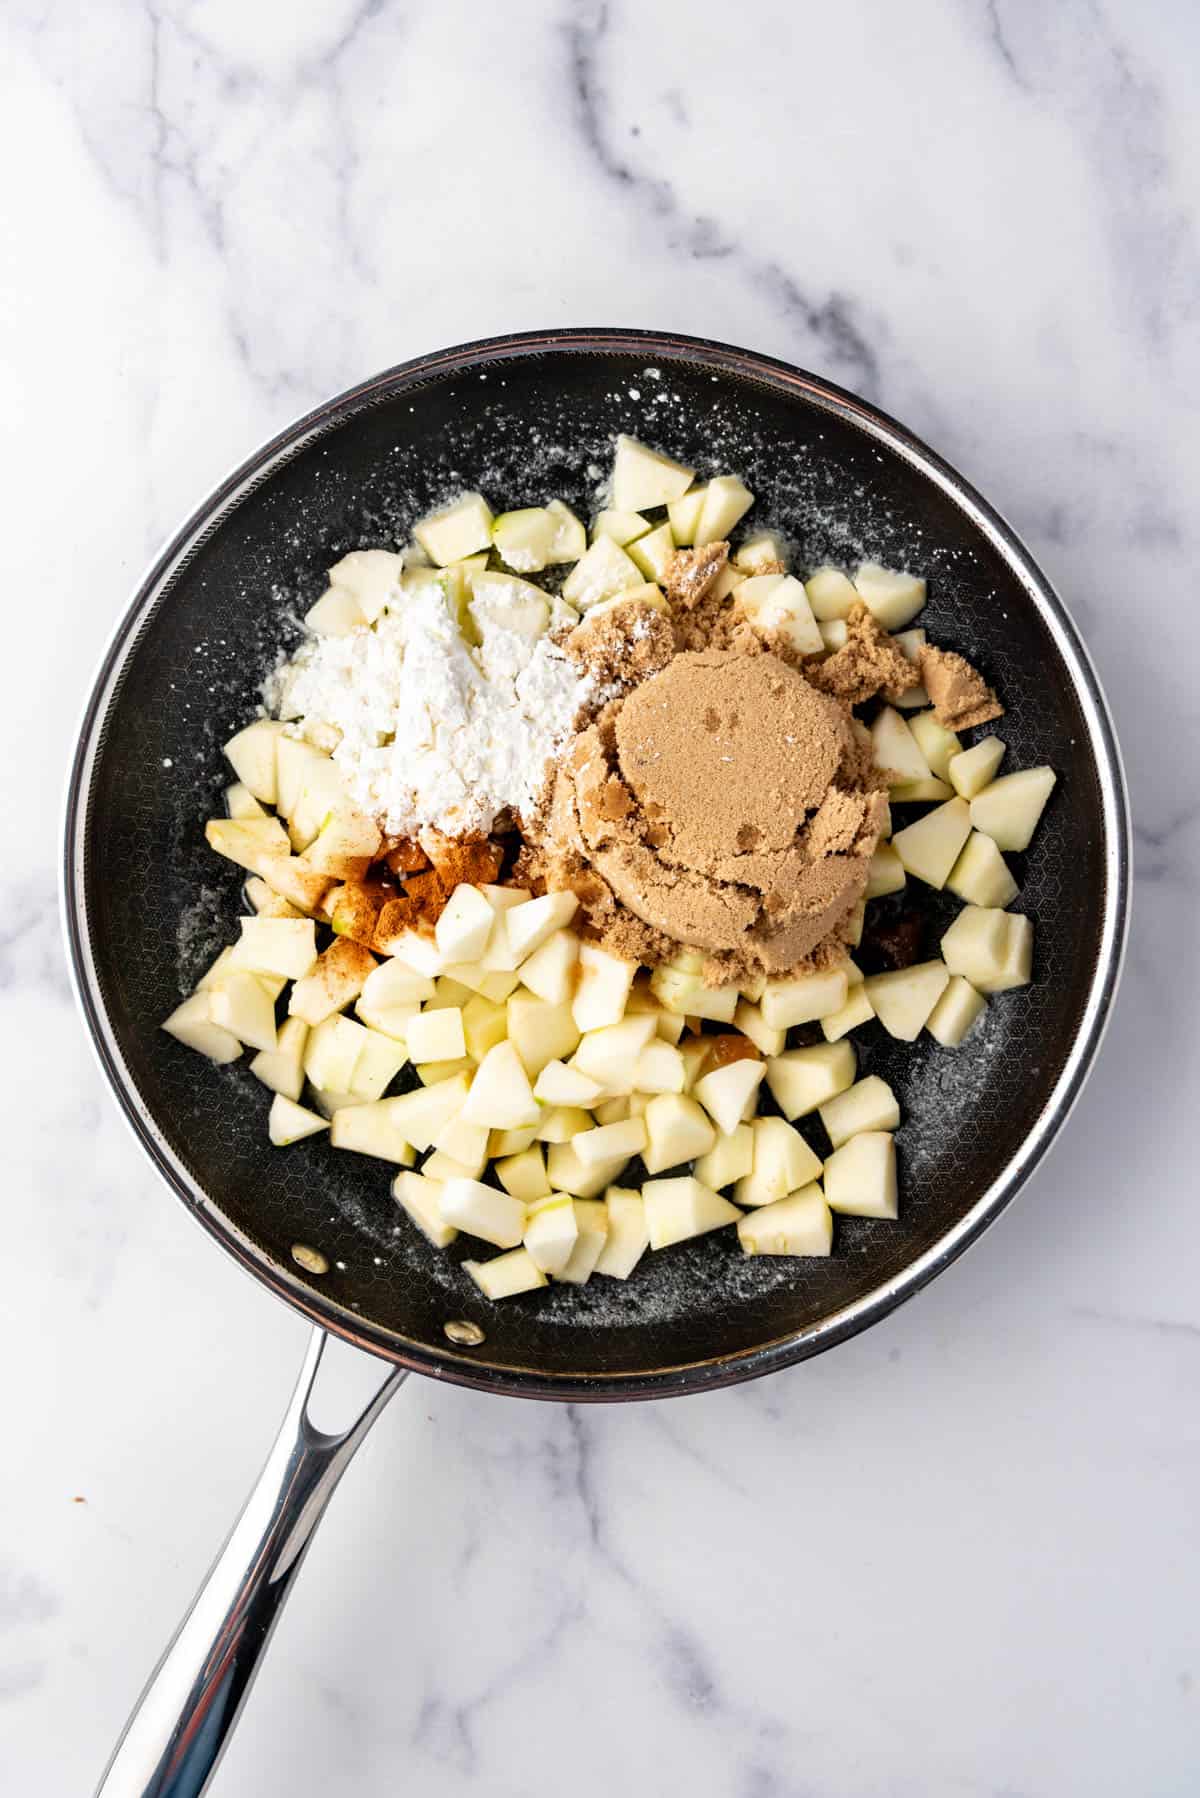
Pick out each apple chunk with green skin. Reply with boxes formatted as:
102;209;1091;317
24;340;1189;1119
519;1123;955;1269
667;486;705;545
464;1248;547;1300
695;475;754;545
819;1075;900;1149
628;521;676;581
765;1041;857;1119
738;1184;833;1257
969;767;1057;851
461;1041;539;1129
941;907;1033;993
824;1132;898;1218
642;1177;740;1250
863;962;949;1041
891;799;973;890
611;435;695;511
946;831;1019;909
642;1094;716;1174
926;976;987;1047
523;1193;578;1275
268;1095;329;1147
734;1116;823;1207
440;1176;527;1249
908;711;963;781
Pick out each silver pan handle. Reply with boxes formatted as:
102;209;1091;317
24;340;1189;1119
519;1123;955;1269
96;1327;407;1797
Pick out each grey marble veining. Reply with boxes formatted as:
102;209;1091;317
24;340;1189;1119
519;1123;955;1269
3;2;1199;1794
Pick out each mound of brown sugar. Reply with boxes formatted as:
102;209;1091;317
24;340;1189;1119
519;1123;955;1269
919;644;1003;730
526;649;886;981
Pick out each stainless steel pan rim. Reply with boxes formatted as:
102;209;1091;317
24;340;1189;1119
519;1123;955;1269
62;326;1131;1401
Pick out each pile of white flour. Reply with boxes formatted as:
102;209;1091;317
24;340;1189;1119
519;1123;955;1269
277;573;591;838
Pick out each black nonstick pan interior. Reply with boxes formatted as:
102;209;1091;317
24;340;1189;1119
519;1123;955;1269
64;330;1128;1399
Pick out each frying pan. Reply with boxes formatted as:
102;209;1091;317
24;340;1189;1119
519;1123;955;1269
64;329;1129;1795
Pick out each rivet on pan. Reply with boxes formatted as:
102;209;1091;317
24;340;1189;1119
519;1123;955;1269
444;1319;485;1347
291;1243;330;1275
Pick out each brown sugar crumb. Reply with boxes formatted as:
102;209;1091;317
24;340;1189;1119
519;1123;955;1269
382;837;430;875
918;645;1004;730
662;541;729;610
806;603;922;706
566;600;676;686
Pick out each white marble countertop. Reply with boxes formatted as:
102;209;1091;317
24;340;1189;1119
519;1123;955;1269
5;2;1198;1792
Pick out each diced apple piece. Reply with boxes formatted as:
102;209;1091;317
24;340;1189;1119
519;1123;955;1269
818;619;848;653
360;958;435;1009
735;572;823;655
819;1075;900;1148
545;1139;628;1198
289;939;376;1025
908;711;963;782
733;999;785;1057
249;1015;308;1101
523;1193;579;1275
495;1146;552;1205
852;562;926;630
428;883;491;964
594;1188;649;1279
304;585;365;635
545;500;586;564
489;1123;540;1158
455;993;503;1063
765;1041;857;1120
556;1200;609;1284
628;521;677;581
491;506;563;573
303;1015;367;1092
871;707;934;786
348;1029;409;1102
866;842;907;899
330;1101;415;1165
504;891;578;964
695;474;754;545
414;492;494;565
734;1116;823;1207
562;536;643;610
439;1176;525;1248
643;1177;739;1249
694;1124;755;1191
692;1059;765;1135
517;925;579;1004
926;976;987;1048
458;1040;537;1129
863;961;949;1041
430;1112;490;1179
205;816;290;875
392;1170;457;1248
633;1039;687;1094
388;1071;470;1152
760;967;849;1030
325;548;402;623
734;531;788;572
230;917;318;981
948;735;1006;800
223;719;287;804
572;943;636;1031
891;798;972;891
245;875;302;919
503;994;577;1078
969;767;1057;852
416;1057;472;1085
592;508;650;547
268;1095;329;1147
208;971;277;1054
821;985;876;1043
649;965;739;1023
679;1038;712;1091
572;1014;657;1087
612;435;695;511
354;998;419;1043
946;831;1019;908
406;1006;467;1064
534;1106;592;1144
844;901;866;946
464;1248;547;1299
595;1096;630;1125
161;992;242;1064
533;1060;604;1107
574;1116;648;1168
824;1132;898;1218
804;566;858;621
941;907;1033;993
889;777;953;803
738;1184;833;1257
666;486;705;545
642;1094;716;1174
